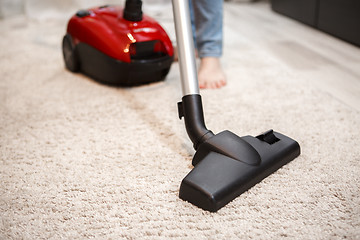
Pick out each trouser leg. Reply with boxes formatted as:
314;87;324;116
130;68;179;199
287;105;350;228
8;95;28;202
188;0;223;58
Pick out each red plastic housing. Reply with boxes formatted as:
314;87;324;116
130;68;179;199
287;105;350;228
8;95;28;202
67;5;174;63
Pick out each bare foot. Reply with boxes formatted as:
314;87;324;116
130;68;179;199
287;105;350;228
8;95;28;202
198;57;226;89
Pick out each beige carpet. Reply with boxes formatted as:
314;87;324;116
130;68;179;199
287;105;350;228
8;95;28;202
1;3;360;239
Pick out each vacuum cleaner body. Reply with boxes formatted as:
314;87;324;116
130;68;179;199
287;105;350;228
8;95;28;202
63;4;174;85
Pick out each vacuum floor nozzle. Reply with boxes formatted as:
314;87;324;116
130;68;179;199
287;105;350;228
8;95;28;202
179;129;300;212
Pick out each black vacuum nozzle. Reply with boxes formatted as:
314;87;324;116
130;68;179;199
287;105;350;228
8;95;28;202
178;94;301;212
123;0;143;21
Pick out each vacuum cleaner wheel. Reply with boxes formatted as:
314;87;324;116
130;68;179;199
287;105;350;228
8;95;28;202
62;34;79;72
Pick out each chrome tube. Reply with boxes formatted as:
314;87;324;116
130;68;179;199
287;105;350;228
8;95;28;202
172;0;199;96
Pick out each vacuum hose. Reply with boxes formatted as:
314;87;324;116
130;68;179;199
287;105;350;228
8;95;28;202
123;0;143;21
179;95;215;150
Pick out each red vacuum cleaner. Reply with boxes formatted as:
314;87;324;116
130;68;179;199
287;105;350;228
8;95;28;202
63;0;301;212
62;1;174;85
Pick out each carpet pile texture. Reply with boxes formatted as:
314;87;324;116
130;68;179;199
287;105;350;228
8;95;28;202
1;3;359;239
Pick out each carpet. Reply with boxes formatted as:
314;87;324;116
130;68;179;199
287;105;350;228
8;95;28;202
1;3;359;239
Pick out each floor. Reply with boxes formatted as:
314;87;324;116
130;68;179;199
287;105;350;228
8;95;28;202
4;1;359;111
1;2;359;239
223;2;360;111
149;1;360;112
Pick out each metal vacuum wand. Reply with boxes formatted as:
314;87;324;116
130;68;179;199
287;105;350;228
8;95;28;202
172;0;199;96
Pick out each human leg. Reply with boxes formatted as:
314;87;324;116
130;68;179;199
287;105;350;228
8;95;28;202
190;0;223;58
189;0;226;89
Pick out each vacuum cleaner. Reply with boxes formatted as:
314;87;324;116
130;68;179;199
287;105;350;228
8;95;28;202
172;0;300;212
62;1;174;85
63;0;301;212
